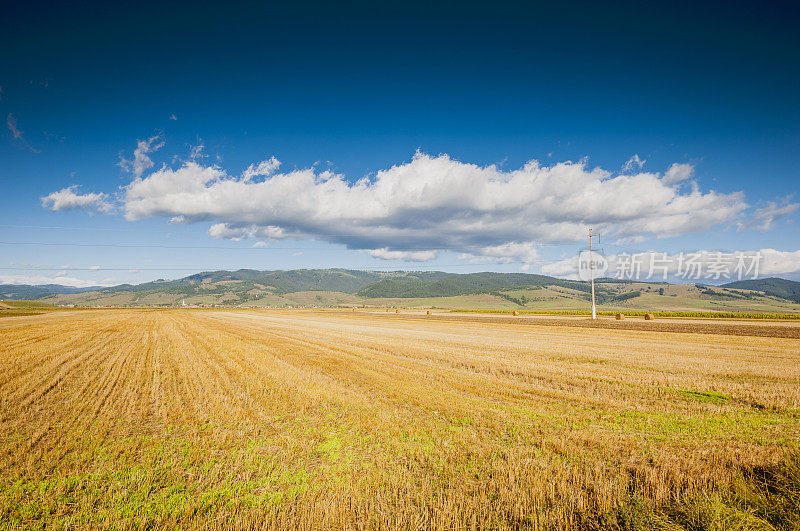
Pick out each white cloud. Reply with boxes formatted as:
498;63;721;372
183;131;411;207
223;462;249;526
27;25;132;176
368;248;438;261
45;151;749;265
738;198;799;232
207;222;288;241
458;242;540;264
242;156;281;181
539;256;581;278
118;135;164;178
541;248;800;282
662;163;694;185
0;274;116;288
758;248;800;276
622;154;645;171
40;186;114;213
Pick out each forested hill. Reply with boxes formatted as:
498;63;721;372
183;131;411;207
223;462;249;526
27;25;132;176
722;278;800;303
3;270;799;313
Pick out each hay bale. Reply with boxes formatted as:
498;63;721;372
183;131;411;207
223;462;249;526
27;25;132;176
615;313;625;320
395;309;400;314
644;313;655;320
513;310;519;316
426;310;431;315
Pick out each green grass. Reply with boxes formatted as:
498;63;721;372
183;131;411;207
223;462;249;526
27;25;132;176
0;300;56;309
4;429;798;529
0;300;60;318
0;310;48;318
661;450;800;531
451;309;800;319
672;388;731;404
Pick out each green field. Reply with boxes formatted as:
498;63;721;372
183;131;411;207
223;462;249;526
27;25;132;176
0;300;56;309
40;282;800;315
0;300;59;318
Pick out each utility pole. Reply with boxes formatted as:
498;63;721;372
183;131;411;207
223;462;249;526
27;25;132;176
588;228;599;319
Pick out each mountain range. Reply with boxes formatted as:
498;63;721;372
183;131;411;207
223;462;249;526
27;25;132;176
2;269;800;313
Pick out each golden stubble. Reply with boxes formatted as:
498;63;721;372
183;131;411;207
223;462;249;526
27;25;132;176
1;309;798;529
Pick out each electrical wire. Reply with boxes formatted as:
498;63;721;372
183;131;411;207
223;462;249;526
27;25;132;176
0;240;590;252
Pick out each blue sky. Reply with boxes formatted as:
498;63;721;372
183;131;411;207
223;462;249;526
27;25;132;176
1;0;799;287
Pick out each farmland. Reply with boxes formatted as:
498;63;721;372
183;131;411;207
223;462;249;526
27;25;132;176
1;309;799;529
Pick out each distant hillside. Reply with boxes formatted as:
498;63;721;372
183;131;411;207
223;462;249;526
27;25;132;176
34;269;452;307
0;284;103;300
106;269;391;295
722;278;800;303
87;269;450;301
6;269;799;314
356;272;583;298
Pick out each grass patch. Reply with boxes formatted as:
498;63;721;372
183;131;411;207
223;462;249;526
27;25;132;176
0;309;48;318
0;299;56;309
663;450;800;530
673;388;731;403
451;308;800;319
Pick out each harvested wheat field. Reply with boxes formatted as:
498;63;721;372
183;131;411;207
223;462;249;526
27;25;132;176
1;309;799;529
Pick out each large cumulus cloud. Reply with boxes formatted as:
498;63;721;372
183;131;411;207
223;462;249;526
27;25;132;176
44;150;749;265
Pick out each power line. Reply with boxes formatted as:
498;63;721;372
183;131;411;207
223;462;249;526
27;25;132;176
1;241;315;250
0;240;585;252
0;260;560;272
0;224;173;234
0;227;598;248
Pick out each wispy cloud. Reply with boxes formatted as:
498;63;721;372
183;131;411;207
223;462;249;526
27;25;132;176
738;197;799;232
6;114;22;139
458;242;540;264
117;135;164;178
6;113;40;152
368;248;438;261
188;138;208;161
0;273;117;288
242;156;281;181
622;154;645;172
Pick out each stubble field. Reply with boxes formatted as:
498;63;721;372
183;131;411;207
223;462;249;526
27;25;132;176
1;309;799;529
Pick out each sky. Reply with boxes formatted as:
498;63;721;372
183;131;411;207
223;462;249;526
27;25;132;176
1;0;799;287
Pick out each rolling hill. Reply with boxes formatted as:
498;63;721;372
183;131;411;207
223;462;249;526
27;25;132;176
3;269;795;314
355;272;584;298
722;277;800;304
0;284;104;300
